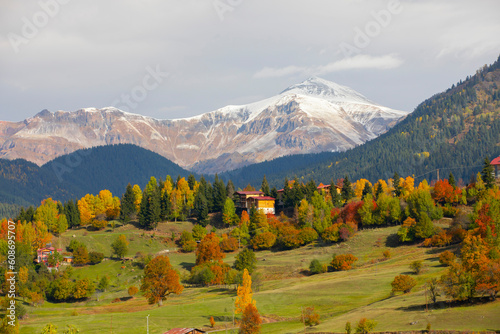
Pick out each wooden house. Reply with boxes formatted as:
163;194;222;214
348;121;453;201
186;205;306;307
492;156;500;179
36;246;62;265
162;328;205;334
235;191;265;210
247;196;276;215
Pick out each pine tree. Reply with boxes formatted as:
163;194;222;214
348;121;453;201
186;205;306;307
194;191;209;226
341;176;354;203
482;157;495;189
283;177;292;208
375;182;383;199
291;177;305;207
449;172;457;188
64;200;80;228
270;187;278;199
206;182;215;213
305;179;317;201
120;183;136;223
160;190;172;221
139;177;161;230
226;179;236;199
362;182;372;199
213;174;227;212
187;174;196;190
261;175;270;197
330;179;341;207
393;172;402;197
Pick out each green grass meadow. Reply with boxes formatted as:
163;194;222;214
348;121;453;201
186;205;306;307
19;223;500;333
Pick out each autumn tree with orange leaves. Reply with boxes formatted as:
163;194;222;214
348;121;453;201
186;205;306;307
240;303;262;334
432;179;461;205
195;232;225;265
140;255;183;306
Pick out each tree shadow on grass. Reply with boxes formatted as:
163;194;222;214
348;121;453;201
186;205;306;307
180;261;195;271
396;298;495;312
208;287;236;296
425;244;458;254
385;233;400;248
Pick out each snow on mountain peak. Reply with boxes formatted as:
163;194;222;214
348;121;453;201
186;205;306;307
280;77;376;105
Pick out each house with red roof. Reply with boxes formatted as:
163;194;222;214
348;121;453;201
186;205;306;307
162;328;205;334
36;244;63;271
235;190;276;214
247;196;276;215
491;156;500;179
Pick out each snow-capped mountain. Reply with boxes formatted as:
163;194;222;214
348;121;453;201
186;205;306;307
0;77;409;173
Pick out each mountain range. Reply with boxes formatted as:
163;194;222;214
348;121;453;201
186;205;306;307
0;78;408;173
222;55;500;188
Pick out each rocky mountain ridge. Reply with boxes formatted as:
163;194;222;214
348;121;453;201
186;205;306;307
0;77;409;173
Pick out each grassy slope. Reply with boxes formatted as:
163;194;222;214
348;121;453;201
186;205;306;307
20;222;500;333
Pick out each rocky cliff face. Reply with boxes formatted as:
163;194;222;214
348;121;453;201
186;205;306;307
0;77;409;173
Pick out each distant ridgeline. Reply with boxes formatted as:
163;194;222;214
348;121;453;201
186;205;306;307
222;55;500;188
0;144;196;212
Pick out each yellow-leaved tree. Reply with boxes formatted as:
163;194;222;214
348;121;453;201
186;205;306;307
235;269;255;314
401;176;415;197
354;179;371;199
132;184;143;212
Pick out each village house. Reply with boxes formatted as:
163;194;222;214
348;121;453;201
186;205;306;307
162;328;205;334
234;190;276;215
36;245;63;270
247;196;276;215
491;156;500;179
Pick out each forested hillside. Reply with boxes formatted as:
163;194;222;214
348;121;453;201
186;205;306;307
42;144;196;197
0;158;79;207
222;55;500;188
0;144;195;210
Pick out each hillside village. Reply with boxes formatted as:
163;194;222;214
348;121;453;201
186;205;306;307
2;155;500;333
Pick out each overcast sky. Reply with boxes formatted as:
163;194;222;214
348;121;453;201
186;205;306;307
1;0;499;122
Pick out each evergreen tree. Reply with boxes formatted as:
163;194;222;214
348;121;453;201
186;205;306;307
283;177;292;208
187;174;196;190
57;201;64;214
291;177;305;207
160;190;171;221
341;176;354;203
305;179;317;201
194;191;209;226
64;200;80;228
205;182;215;213
139;177;161;230
226;179;236;200
25;206;35;222
15;207;25;223
261;175;270;197
482;157;495;189
213;174;227;212
270;187;278;199
330;181;342;208
362;182;372;199
393;172;402;197
375;182;383;199
120;183;136;223
449;172;457;188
